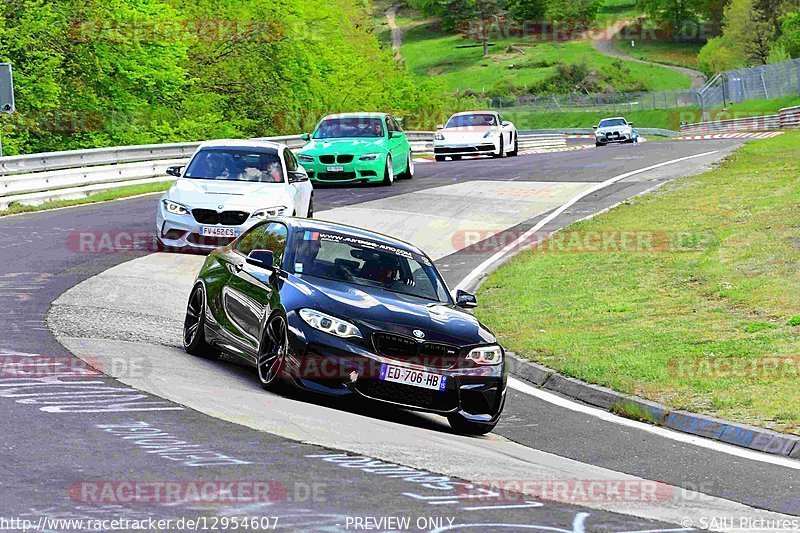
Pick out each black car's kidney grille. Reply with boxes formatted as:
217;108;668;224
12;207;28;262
319;155;336;164
192;209;250;226
372;333;460;369
359;380;458;412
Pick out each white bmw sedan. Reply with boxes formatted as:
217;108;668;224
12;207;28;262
433;111;518;161
156;140;313;252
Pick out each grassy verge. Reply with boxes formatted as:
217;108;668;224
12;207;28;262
400;24;692;95
0;181;172;217
505;95;800;130
621;40;704;70
476;132;800;434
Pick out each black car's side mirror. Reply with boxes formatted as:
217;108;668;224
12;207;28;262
300;133;311;141
247;249;275;269
166;165;184;177
455;289;478;309
288;171;308;183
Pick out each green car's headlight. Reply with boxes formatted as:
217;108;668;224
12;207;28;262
163;199;189;216
466;345;503;366
299;309;362;339
358;153;381;161
298;154;314;163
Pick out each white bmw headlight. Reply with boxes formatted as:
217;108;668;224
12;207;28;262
163;199;189;216
299;309;362;339
251;206;288;220
434;133;445;141
298;154;314;163
466;345;503;366
358;153;381;161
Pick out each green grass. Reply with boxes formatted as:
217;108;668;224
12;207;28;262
476;132;800;434
622;40;704;70
504;95;800;130
400;24;692;95
0;181;172;217
596;0;640;22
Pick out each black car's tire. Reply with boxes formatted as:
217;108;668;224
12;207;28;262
382;156;394;186
508;135;518;156
183;284;218;359
447;413;497;436
435;155;446;162
398;152;414;179
257;314;288;390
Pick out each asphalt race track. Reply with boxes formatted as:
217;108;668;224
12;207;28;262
3;139;799;531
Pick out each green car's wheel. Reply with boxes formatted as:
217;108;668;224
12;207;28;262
258;314;288;390
183;284;217;359
382;155;394;186
398;152;414;179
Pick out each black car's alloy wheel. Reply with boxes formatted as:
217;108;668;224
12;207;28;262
183;285;217;359
258;314;288;389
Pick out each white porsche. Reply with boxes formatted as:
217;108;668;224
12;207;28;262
156;139;313;252
433;111;518;161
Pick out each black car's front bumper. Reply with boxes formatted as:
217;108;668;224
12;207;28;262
283;314;507;424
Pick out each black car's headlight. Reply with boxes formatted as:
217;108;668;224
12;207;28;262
466;345;503;365
299;309;362;339
298;154;314;163
163;199;189;216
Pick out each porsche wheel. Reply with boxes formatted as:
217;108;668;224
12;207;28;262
381;156;394;186
492;139;504;158
183;284;217;359
257;314;288;390
508;135;518;157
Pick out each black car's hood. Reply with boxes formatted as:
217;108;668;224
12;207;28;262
292;275;496;346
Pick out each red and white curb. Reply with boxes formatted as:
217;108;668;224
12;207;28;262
676;132;784;140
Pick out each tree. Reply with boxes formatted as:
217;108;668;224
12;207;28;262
546;0;602;28
636;0;706;35
506;0;547;20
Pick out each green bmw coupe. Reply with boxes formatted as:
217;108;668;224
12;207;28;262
297;113;414;186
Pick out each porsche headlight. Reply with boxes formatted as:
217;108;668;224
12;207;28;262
483;130;499;139
466;345;503;366
163;199;189;216
299;309;362;339
359;153;381;161
251;206;288;220
298;154;314;163
434;133;445;141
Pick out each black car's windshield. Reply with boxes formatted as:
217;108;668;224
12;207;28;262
446;113;497;128
599;118;627;128
314;117;385;139
289;230;450;303
184;148;284;183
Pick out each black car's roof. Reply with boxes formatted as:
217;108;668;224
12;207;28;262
278;218;425;256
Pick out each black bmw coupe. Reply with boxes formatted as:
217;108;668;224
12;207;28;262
183;218;507;434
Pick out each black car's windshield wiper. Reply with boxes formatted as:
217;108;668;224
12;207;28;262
298;272;445;304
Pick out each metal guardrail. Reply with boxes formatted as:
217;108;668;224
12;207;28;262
0;132;566;210
679;105;800;134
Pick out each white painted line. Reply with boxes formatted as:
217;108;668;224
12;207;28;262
455;150;720;290
508;377;800;470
